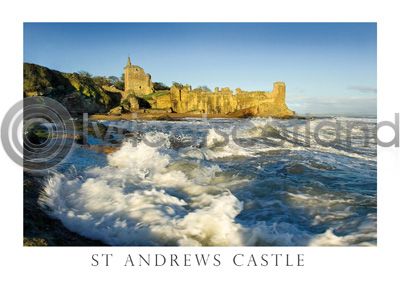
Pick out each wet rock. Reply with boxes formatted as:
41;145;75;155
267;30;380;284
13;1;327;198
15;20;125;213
108;106;122;115
24;172;104;246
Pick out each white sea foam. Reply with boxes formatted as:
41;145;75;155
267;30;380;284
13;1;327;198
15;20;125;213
309;223;377;246
40;138;250;246
40;118;376;246
180;128;255;160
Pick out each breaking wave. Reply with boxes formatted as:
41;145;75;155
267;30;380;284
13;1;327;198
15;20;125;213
40;117;377;246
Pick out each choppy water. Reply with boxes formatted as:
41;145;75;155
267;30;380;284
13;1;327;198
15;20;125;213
40;117;377;246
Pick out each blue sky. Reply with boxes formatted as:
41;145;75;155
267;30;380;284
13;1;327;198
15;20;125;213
24;23;377;116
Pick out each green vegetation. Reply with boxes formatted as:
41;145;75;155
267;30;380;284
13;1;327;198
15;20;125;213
24;63;71;94
92;76;112;87
142;90;170;101
24;63;122;115
77;70;92;78
172;82;184;89
107;75;124;89
153;82;170;91
193;85;211;92
112;73;125;90
120;94;135;112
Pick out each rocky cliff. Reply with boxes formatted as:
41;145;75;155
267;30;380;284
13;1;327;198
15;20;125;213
23;63;121;115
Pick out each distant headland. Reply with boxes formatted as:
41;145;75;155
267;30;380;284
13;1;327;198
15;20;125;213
23;56;294;119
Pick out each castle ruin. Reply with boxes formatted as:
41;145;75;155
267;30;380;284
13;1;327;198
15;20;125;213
153;82;293;117
121;56;293;117
124;57;153;96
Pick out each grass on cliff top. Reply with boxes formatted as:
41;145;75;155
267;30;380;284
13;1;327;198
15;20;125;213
142;90;170;100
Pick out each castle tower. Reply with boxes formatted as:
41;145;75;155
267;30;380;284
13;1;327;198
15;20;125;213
273;81;286;104
124;56;153;97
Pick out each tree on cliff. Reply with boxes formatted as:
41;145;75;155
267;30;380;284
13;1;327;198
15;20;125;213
92;76;111;86
153;82;170;91
109;73;124;90
108;76;119;85
193;85;211;92
172;82;184;89
78;71;92;78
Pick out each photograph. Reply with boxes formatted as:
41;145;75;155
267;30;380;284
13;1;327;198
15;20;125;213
22;22;377;247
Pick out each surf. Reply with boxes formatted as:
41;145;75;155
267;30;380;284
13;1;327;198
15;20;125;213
39;117;377;246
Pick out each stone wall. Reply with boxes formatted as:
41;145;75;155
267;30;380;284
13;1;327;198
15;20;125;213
124;57;153;97
155;82;293;117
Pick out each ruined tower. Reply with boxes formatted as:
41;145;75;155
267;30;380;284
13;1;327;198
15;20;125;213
124;56;153;97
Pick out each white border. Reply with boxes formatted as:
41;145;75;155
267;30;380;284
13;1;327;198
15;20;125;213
1;0;399;284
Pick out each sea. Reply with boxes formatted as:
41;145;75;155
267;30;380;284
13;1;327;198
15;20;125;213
40;116;377;246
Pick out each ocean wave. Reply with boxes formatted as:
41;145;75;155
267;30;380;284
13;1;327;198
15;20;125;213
309;214;377;246
39;117;376;246
40;139;251;246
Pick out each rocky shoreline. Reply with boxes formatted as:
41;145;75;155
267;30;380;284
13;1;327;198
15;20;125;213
89;112;296;122
24;172;105;246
